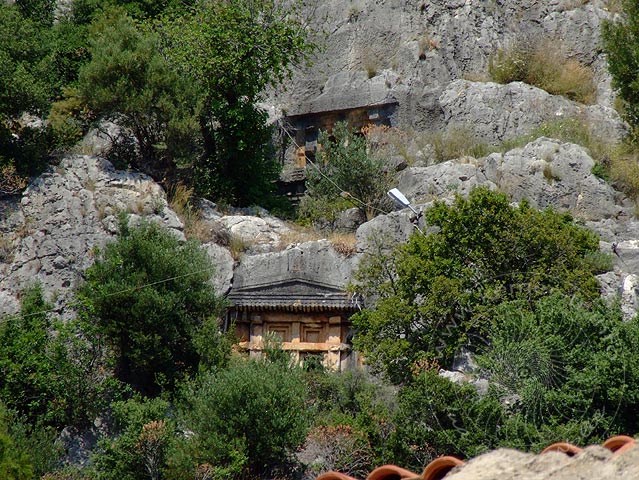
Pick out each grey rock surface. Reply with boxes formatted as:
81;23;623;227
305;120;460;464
355;208;417;254
485;139;623;220
218;214;293;253
270;0;616;131
396;139;623;221
0;156;231;316
397;158;497;204
202;243;235;296
439;80;626;144
232;240;355;289
446;445;639;480
0;156;175;315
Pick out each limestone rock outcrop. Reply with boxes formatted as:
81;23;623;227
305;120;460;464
439;80;626;144
396;138;625;221
271;0;616;131
445;445;639;480
0;156;183;316
0;156;238;316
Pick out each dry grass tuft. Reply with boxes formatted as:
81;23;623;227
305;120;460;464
329;232;358;257
276;226;357;257
609;147;639;201
427;125;492;163
489;38;596;104
168;183;213;242
228;233;250;261
277;228;324;250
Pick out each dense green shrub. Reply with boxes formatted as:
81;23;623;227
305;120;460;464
388;370;502;468
90;397;173;480
72;8;199;174
172;358;309;479
0;405;34;480
603;1;639;133
300;122;393;225
78;218;223;395
353;188;603;383
305;369;397;471
0;285;64;426
0;285;115;430
160;0;314;206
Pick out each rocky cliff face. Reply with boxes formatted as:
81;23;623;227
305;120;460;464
3;0;639;319
270;0;617;130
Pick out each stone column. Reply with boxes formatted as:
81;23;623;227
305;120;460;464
326;315;342;370
250;314;263;360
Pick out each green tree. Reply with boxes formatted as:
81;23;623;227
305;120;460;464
171;358;309;479
300;122;393;225
0;285;114;430
73;8;199;176
353;188;603;383
0;4;59;183
388;370;502;469
161;0;315;205
0;285;62;426
478;294;639;445
78;218;223;395
602;1;639;134
0;405;34;480
91;397;173;480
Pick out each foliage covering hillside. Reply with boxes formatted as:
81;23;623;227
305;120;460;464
3;0;639;479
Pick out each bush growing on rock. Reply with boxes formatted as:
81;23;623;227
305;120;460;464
300;122;393;226
159;0;315;206
352;187;603;383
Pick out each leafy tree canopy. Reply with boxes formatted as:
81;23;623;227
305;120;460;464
478;294;639;442
78;218;223;395
352;188;604;383
74;7;199;173
385;293;639;469
158;0;315;205
0;284;115;431
602;0;639;133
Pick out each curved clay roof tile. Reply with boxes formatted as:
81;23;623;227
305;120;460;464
316;471;359;480
366;464;419;480
541;442;583;456
603;435;636;455
422;456;465;480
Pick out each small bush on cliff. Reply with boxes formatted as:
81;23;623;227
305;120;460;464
300;122;393;226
